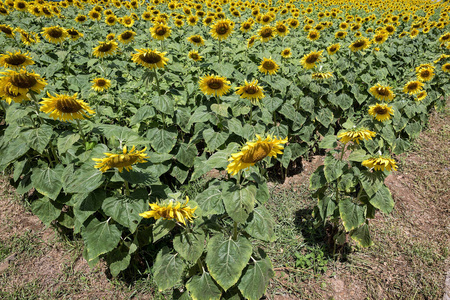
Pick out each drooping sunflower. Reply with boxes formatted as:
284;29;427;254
235;79;265;104
281;48;292;58
92;40;119;58
118;30;137;44
438;32;450;43
93;145;148;173
416;67;434;82
0;24;14;38
42;26;68;44
131;48;169;69
442;63;450;73
369;83;395;102
227;134;288;176
410;29;419;38
403;80;424;95
247;35;258;48
0;69;47;95
368;103;394;122
300;50;323;69
335;30;347;39
199;74;231;97
18;29;39;45
415;90;427;101
349;37;371;52
75;15;87;23
210;18;233;41
373;31;388;44
40;92;95;121
0;82;28;104
67;28;83;41
91;77;111;92
337;128;376;144
258;25;276;42
258;57;279;75
0;51;34;69
307;29;320;41
139;196;197;225
311;72;333;80
187;35;205;46
150;24;171;40
188;50;202;62
362;156;397;172
327;43;340;55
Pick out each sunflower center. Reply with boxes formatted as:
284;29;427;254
207;79;224;90
98;43;113;52
55;97;83;113
407;82;418;90
48;28;63;38
216;23;229;35
155;27;167;36
5;55;27;66
190;53;199;60
374;106;388;114
0;7;7;13
444;65;450;70
386;27;394;33
330;46;337;52
42;7;51;15
305;54;320;64
139;52;161;64
107;17;115;23
420;70;430;77
283;50;290;55
96;79;107;86
191;36;201;43
244;85;259;94
309;32;318;38
241;143;273;163
11;74;37;89
376;88;390;96
108;154;139;168
262;60;276;70
353;40;366;48
67;29;79;36
0;26;12;34
243;23;251;29
262;16;270;22
375;35;384;42
124;19;132;24
337;32;344;37
17;2;26;9
122;31;133;39
260;28;273;38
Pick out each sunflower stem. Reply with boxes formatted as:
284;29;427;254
232;221;238;240
218;39;222;63
335;144;347;204
29;92;44;125
153;69;161;96
124;180;130;196
76;119;88;150
197;258;205;273
355;183;364;203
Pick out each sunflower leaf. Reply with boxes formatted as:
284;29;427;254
237;255;274;300
222;184;256;223
244;206;276;242
81;218;122;262
102;195;147;234
186;272;222;300
173;229;205;263
23;124;53;154
339;199;366;232
30;164;64;200
147;127;178;153
31;197;62;226
153;246;185;291
350;223;374;247
369;185;394;214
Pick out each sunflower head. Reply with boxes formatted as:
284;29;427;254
442;63;450;73
150;24;171;40
300;50;323;69
368;103;395;122
369;83;395;102
139;196;197;225
187;34;205;46
118;30;137;44
258;57;279;75
327;43;340;55
131;48;169;69
92;40;119;58
92;77;111;92
258;25;275;42
307;29;320;41
281;48;292;58
311;72;333;81
67;28;83;41
0;69;47;95
210;19;233;41
403;80;424;95
416;67;434;82
415;90;427;101
42;26;69;44
349;37;371;52
199;74;231;97
93;145;149;173
0;51;34;69
40;92;95;122
362;155;397;172
188;50;202;62
235;79;265;104
337;128;376;144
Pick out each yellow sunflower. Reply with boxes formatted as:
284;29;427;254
0;51;34;69
188;50;203;62
362;156;397;172
210;18;233;41
150;24;171;40
369;83;395;102
92;41;119;58
240;21;253;33
0;24;15;38
199;75;231;97
373;31;388;44
275;21;289;37
300;50;323;69
139;196;197;226
235;79;265;104
106;33;115;41
88;10;101;21
121;16;134;27
281;48;292;58
442;63;450;73
327;43;340;55
247;35;258;48
91;78;111;92
403;80;424;95
42;26;68;44
131;48;169;69
349;37;371;52
118;30;137;44
0;69;46;95
75;15;87;23
258;25;276;42
335;30;347;39
368;103;394;122
311;72;333;80
338;128;376;144
105;15;117;26
416;67;434;82
307;29;320;41
187;35;205;46
227;134;288;176
0;82;29;104
40;92;95;122
258;57;279;75
18;29;40;45
93;145;148;173
415;90;427;101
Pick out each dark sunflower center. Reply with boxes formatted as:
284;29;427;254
375;35;384;42
374;107;388;114
155;27;167;35
260;28;273;38
140;52;161;64
33;7;40;13
96;79;107;86
330;46;337;52
125;19;132;24
444;65;450;70
353;40;365;48
107;17;115;23
0;7;7;13
420;70;430;77
309;32;317;38
190;53;199;59
241;143;272;163
407;82;418;90
262;16;270;22
305;54;319;64
78;16;86;21
48;28;63;38
5;55;27;66
18;2;26;9
243;23;251;29
244;85;259;94
191;36;201;43
262;61;276;70
216;24;229;35
11;74;37;89
376;88;390;96
55;97;83;113
98;43;113;52
277;25;286;33
442;35;450;41
386;27;394;33
283;50;290;55
337;32;344;37
290;21;298;26
122;31;133;39
207;79;223;90
67;30;79;36
42;8;51;15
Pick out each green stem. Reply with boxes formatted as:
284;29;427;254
75;119;88;149
355;183;364;203
153;69;161;96
233;221;238;240
124;180;130;196
29;92;44;124
249;107;253;124
218;39;222;63
197;259;204;273
335;144;347;203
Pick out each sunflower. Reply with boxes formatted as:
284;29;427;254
415;90;427;101
338;128;376;144
227;134;288;176
150;24;171;40
235;79;265;104
67;28;83;41
327;43;340;55
187;35;205;47
210;18;233;41
0;69;46;95
349;37;371;52
105;15;117;26
281;48;292;58
203;16;214;26
75;15;87;23
373;31;388;44
14;0;27;12
369;83;395;102
368;103;394;122
118;30;136;44
93;145;148;173
307;29;320;41
362;156;397;172
438;32;450;43
247;35;258;48
403;80;424;95
0;82;28;104
199;75;230;97
40;92;95;121
399;31;408;38
121;16;134;27
442;63;450;73
106;33;115;41
0;6;9;15
416;67;434;82
288;18;300;29
410;29;419;38
187;15;198;26
139;196;197;226
18;30;39;45
88;10;101;21
42;26;68;44
275;21;289;37
240;21;253;33
300;50;323;69
0;51;34;69
188;50;202;62
92;41;119;58
311;72;333;80
258;57;279;75
131;48;169;69
335;30;347;39
91;77;111;92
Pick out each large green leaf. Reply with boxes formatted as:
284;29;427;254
73;190;106;230
339;199;366;232
176;143;198;168
102;195;147;234
63;165;104;194
222;184;256;223
350;223;373;247
0;137;30;170
369;185;394;214
359;170;384;197
317;196;336;222
244;206;276;242
319;135;337;149
30;164;64;200
147;127;178;153
310;165;327;190
153;246;184;291
153;219;176;242
195;181;225;215
152;95;174;116
323;154;347;182
23;124;53;154
173;229;205;263
186;272;222;300
106;245;132;277
205;234;252;291
129;105;155;126
203;128;229;152
237;256;274;300
57;131;80;154
82;218;122;261
31;197;62;226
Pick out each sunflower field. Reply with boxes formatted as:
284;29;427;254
0;0;449;298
